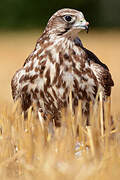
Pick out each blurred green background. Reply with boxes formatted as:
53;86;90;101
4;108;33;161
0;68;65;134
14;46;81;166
0;0;120;30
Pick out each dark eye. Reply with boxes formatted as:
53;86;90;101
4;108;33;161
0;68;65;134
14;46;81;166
64;15;72;22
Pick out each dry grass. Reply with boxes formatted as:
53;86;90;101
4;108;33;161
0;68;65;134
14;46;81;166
0;30;120;179
0;92;120;180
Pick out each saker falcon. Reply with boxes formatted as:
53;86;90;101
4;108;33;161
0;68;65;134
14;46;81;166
11;8;114;126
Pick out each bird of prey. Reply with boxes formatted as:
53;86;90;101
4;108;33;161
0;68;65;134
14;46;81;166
11;8;114;126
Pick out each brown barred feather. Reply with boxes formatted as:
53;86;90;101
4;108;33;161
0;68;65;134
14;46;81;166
11;8;114;126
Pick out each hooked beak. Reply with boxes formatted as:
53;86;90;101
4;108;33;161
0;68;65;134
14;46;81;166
73;21;90;33
84;22;89;33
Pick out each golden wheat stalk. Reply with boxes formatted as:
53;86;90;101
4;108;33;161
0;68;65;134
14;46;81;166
0;90;119;179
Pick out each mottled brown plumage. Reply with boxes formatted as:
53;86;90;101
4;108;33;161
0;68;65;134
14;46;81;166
11;8;114;126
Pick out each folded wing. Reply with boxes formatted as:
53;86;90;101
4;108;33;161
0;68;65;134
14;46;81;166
74;37;114;97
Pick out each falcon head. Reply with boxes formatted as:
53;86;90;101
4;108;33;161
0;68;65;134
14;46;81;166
46;8;89;38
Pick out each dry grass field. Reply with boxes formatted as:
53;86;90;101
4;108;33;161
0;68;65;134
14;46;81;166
0;30;120;179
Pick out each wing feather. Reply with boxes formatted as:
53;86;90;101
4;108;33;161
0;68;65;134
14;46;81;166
74;37;114;96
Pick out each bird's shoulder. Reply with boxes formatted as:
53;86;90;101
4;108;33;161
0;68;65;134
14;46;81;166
83;48;114;89
74;37;114;96
11;68;23;100
74;37;109;70
90;60;114;96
